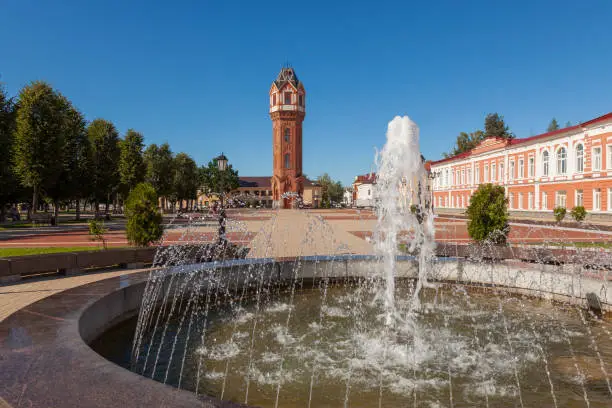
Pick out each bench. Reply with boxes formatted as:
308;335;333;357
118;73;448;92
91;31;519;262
31;212;53;226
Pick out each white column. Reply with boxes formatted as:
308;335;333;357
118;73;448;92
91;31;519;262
535;183;540;210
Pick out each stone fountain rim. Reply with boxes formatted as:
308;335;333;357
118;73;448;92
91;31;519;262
0;255;608;408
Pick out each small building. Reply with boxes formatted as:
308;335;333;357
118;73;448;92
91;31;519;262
196;176;321;209
353;173;376;207
343;188;354;207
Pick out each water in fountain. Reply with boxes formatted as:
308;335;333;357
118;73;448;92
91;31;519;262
91;116;612;407
373;115;435;322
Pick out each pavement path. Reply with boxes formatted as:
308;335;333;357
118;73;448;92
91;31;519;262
0;267;150;322
247;210;373;258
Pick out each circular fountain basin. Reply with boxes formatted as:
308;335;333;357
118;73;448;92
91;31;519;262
88;256;611;407
2;256;610;408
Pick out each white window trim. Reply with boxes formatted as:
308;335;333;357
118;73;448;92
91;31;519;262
593;189;601;211
575;143;584;173
575;189;583;207
592;146;602;171
542;150;550;177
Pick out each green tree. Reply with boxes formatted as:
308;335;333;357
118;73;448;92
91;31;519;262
547;118;560;132
119;129;145;194
88;219;108;249
171;153;199;210
13;81;66;215
144;143;174;212
125;182;164;246
565;121;572;127
317;173;344;204
88;119;121;213
46;101;91;223
466;183;509;244
484;113;513;139
444;130;485;157
0;86;21;221
199;157;239;205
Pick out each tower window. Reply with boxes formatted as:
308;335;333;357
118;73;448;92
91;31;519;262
284;153;290;169
272;94;276;105
299;95;304;106
284;92;292;104
284;128;290;143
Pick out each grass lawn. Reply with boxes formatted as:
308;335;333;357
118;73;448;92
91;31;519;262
0;246;108;258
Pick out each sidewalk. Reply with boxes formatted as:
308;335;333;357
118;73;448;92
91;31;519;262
247;210;373;258
0;267;150;322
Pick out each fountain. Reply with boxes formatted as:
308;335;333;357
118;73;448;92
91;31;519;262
90;116;612;407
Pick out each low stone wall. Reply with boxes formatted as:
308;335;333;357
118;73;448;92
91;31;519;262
0;247;157;283
2;243;609;284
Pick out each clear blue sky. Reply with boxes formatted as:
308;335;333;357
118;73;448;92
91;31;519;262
2;0;611;185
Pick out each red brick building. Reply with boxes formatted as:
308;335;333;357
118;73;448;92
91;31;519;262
269;67;306;208
430;112;612;218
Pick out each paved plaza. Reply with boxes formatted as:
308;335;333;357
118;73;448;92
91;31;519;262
1;209;610;253
2;208;611;325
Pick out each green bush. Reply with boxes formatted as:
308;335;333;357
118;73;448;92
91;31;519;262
553;206;566;223
466;184;509;244
570;206;586;222
125;183;164;246
88;219;107;249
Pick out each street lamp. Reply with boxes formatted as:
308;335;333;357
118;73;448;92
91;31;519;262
216;153;228;172
215;153;229;246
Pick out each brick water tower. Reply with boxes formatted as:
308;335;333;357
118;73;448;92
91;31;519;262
269;66;306;209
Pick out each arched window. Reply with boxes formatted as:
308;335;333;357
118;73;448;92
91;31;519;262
556;147;567;175
542;150;549;176
284;153;290;169
284;128;290;143
575;144;584;173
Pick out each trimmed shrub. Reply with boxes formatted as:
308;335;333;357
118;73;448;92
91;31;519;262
126;183;164;247
570;206;587;222
553;206;567;223
466;183;509;244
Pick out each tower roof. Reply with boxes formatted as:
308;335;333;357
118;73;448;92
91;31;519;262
274;67;300;89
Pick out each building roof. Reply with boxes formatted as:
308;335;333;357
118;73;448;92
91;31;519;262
273;67;300;90
237;176;318;189
430;112;612;166
353;173;377;184
238;177;271;188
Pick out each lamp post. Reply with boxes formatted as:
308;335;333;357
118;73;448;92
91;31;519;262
215;153;228;246
427;170;440;214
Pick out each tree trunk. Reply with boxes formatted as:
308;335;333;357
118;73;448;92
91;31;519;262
53;200;60;226
32;184;39;216
76;199;81;221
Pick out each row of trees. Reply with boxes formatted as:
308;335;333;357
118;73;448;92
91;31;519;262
0;81;226;222
546;118;573;132
444;113;514;158
445;114;577;158
316;173;344;207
